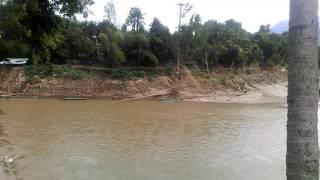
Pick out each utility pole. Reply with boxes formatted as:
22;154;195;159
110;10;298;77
177;2;192;74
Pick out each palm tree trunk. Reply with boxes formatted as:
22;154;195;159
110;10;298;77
287;0;319;180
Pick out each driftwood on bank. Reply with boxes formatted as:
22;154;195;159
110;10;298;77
246;82;277;97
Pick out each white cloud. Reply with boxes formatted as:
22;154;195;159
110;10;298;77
84;0;290;32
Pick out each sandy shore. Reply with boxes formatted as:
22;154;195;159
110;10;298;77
181;82;287;104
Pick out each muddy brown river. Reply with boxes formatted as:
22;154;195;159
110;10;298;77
0;99;286;180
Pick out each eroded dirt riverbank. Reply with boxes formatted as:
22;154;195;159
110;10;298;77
0;66;287;103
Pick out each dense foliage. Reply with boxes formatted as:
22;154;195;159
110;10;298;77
0;1;289;69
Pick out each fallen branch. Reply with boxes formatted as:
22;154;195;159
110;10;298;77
246;82;277;97
246;82;262;91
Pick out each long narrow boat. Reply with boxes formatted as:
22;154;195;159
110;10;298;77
63;97;89;100
159;98;180;103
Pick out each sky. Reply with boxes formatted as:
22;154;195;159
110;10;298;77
82;0;290;33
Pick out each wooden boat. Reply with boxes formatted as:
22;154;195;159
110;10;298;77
159;98;180;103
63;97;88;100
0;58;28;65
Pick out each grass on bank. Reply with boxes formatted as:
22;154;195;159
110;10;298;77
21;64;286;87
24;65;86;84
106;66;173;80
23;65;175;84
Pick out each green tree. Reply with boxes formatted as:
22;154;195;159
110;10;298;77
253;29;287;67
53;20;96;64
99;27;125;66
0;0;31;58
125;7;145;32
13;0;94;64
218;40;248;68
149;18;173;64
0;0;28;40
123;32;158;66
258;24;271;33
223;19;246;41
287;0;319;179
198;24;211;74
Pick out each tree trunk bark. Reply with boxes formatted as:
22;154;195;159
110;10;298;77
204;52;210;77
287;0;319;180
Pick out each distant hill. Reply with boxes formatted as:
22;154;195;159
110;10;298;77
271;18;320;33
271;20;288;33
271;19;320;45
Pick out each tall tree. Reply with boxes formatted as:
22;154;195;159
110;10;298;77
149;18;173;64
198;24;211;75
104;0;117;25
125;7;145;32
287;0;319;180
176;2;192;73
16;0;94;64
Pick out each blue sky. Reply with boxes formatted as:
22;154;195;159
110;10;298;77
82;0;290;32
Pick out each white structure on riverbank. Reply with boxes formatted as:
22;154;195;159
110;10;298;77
0;58;28;65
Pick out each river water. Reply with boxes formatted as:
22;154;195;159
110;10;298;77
0;99;286;180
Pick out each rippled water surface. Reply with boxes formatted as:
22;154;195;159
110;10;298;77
0;99;286;180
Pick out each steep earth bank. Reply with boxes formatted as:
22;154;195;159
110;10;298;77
0;66;287;103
